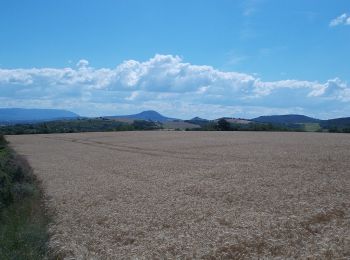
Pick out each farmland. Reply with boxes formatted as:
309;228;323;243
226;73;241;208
6;131;350;259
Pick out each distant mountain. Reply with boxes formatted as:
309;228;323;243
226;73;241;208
185;117;210;127
252;114;320;124
0;108;79;124
109;110;176;122
190;117;208;121
321;117;350;129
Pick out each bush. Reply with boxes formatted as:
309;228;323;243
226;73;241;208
0;136;49;259
0;134;6;148
0;168;12;209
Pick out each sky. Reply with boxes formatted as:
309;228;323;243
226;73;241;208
0;0;349;119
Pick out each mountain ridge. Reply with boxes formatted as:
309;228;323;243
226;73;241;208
0;108;79;124
108;110;177;122
1;108;349;130
252;114;320;124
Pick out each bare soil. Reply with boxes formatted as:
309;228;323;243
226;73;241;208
7;131;350;259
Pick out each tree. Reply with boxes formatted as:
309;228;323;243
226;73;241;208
217;119;231;131
132;120;158;130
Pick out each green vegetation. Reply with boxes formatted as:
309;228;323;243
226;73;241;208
1;116;350;135
0;118;162;135
189;119;304;132
302;123;322;132
132;120;160;130
320;118;350;133
327;126;350;133
0;135;49;259
189;119;350;133
217;118;231;131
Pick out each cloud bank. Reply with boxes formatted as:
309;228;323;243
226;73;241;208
0;54;349;119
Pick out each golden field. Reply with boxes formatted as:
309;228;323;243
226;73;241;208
7;131;350;259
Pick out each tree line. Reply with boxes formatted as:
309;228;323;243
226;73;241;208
0;118;161;135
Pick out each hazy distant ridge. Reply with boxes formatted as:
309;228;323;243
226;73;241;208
0;108;79;123
252;114;320;124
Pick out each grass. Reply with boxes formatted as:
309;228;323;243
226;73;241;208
303;123;321;132
162;121;201;130
0;134;49;259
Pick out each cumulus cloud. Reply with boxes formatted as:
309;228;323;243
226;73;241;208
0;54;349;119
330;13;350;27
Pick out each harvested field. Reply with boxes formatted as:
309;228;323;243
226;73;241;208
7;131;350;259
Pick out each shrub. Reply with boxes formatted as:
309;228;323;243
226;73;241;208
0;136;49;258
0;134;6;148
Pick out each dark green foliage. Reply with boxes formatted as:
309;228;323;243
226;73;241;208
217;119;231;131
0;137;36;208
246;123;300;131
0;118;162;135
189;120;304;132
326;127;350;133
132;120;160;130
252;115;350;133
2;116;349;134
196;116;350;133
0;134;6;146
197;122;218;131
317;117;350;133
328;126;340;133
0;135;49;259
0;195;48;259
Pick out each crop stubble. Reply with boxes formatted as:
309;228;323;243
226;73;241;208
7;131;350;259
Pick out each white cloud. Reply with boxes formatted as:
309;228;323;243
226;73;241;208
0;54;349;119
330;13;350;27
76;59;89;68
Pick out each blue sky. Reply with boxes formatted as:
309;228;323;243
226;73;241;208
0;0;349;119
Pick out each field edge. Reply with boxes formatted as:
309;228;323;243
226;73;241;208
0;135;50;259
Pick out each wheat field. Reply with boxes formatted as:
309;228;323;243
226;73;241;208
7;131;350;259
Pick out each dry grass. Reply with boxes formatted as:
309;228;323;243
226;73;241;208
162;121;201;130
7;131;350;259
